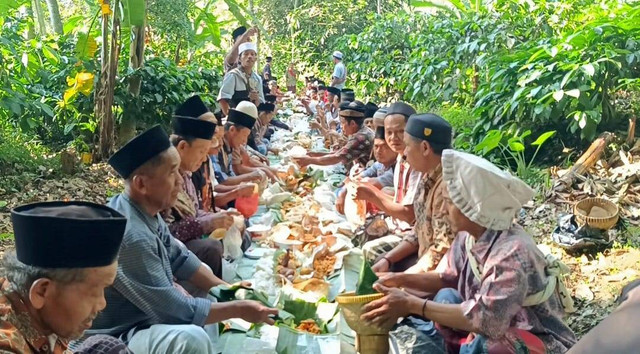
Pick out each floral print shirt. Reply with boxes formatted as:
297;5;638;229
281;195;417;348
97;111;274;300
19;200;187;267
439;226;577;353
336;125;374;170
0;279;70;353
405;165;455;273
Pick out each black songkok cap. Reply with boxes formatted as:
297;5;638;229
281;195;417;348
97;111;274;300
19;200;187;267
11;201;126;268
364;102;379;118
339;100;366;118
326;87;341;97
341;89;355;103
265;94;277;103
258;103;276;113
406;113;453;147
232;26;246;42
108;125;171;179
387;102;417;118
228;109;256;129
172;116;216;140
375;126;385;140
214;109;224;126
175;95;210;119
317;85;327;91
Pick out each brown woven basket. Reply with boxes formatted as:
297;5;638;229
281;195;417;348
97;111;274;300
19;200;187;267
574;197;619;230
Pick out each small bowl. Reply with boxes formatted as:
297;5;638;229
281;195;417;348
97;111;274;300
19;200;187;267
246;224;271;239
574;197;619;230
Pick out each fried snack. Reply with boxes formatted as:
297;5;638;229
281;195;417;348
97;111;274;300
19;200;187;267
296;319;322;334
313;252;337;278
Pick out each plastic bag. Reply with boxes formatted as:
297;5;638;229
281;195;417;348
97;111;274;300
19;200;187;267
551;213;610;255
223;225;244;260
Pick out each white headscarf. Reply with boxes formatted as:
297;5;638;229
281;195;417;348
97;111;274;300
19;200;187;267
239;42;257;56
442;149;535;230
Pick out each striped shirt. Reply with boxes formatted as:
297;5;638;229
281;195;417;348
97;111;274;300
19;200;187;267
88;193;211;337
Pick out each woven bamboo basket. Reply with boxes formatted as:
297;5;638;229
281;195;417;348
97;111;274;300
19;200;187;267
574;197;619;230
337;291;394;354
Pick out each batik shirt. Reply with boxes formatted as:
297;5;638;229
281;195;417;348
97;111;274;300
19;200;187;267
0;280;70;353
90;194;210;337
439;226;577;352
336;125;374;169
405;165;455;273
162;171;207;243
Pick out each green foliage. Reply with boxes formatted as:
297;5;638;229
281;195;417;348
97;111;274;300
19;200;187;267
255;0;403;84
0;121;60;192
334;0;640;145
475;1;640;141
475;129;556;186
116;58;221;131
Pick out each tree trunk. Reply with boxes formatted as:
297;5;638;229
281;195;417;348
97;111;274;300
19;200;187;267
32;0;47;36
25;3;36;39
174;38;181;64
377;0;382;14
119;23;146;145
44;0;63;35
552;132;616;192
95;0;120;160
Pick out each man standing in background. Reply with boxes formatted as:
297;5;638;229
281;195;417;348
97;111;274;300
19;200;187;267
262;56;273;81
330;51;347;89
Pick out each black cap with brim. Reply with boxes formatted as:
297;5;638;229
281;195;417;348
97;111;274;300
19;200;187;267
258;102;276;113
326;87;341;96
175;95;209;119
11;201;126;268
387;102;416;118
339;101;366;118
232;26;246;41
375;126;385;140
172;116;216;140
406;113;453;147
108;125;171;179
228;109;256;129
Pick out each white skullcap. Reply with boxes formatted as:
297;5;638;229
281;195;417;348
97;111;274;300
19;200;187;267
235;100;259;120
442;149;535;230
239;42;257;56
333;51;343;60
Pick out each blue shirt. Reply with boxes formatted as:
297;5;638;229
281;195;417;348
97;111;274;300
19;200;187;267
89;193;210;337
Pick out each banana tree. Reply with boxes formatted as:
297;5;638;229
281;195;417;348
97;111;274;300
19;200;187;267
44;0;63;34
118;0;147;144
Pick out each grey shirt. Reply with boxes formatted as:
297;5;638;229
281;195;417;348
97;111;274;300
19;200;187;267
331;61;346;89
217;68;265;104
89;193;210;337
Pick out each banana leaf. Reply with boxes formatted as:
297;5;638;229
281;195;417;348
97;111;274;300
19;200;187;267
355;259;379;295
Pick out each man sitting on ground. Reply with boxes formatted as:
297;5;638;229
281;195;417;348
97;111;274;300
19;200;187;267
356;102;421;271
90;126;276;353
1;201;130;353
163;98;239;278
335;126;397;214
294;100;374;171
371;113;457;274
361;149;577;353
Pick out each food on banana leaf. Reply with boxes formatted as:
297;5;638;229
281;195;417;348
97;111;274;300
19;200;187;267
313;250;337;278
296;319;322;334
